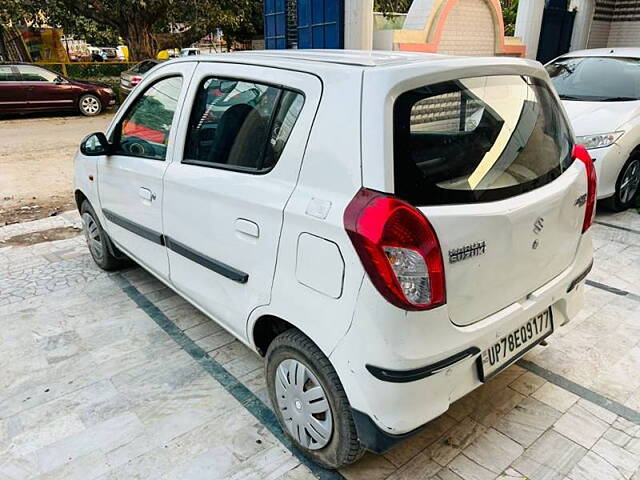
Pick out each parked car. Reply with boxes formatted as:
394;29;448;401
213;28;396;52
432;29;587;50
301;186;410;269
0;63;115;116
547;48;640;210
180;47;201;56
74;51;594;469
119;59;161;97
101;47;118;61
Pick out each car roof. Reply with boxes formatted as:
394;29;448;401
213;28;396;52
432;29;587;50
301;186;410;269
167;49;542;77
557;47;640;59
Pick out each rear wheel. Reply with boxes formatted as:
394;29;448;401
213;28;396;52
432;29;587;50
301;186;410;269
80;201;128;271
79;94;102;116
266;329;364;469
606;155;640;211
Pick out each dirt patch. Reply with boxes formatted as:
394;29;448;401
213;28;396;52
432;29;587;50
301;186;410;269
0;226;82;247
0;113;114;226
0;197;77;226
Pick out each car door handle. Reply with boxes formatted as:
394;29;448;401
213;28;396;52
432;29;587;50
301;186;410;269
235;218;259;238
139;187;156;201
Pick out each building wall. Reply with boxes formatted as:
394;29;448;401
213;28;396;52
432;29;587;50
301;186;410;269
438;0;496;55
587;0;640;48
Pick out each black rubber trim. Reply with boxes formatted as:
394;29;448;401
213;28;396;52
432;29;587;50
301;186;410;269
165;237;249;284
351;409;425;454
365;346;480;383
103;209;165;246
567;261;594;293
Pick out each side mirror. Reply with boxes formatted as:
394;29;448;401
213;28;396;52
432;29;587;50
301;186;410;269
80;132;111;156
54;75;66;84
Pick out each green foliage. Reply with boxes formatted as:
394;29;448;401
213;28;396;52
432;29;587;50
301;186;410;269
375;0;412;14
501;0;519;36
2;0;263;60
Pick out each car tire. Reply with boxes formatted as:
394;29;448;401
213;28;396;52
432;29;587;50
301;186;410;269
266;329;365;470
605;154;640;212
80;200;129;271
79;94;102;116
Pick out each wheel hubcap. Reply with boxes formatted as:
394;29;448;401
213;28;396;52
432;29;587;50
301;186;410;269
82;212;104;260
619;159;640;205
275;359;333;450
81;96;99;114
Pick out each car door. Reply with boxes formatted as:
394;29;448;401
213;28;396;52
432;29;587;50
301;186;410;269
16;65;74;111
163;62;321;339
98;62;196;279
0;65;25;113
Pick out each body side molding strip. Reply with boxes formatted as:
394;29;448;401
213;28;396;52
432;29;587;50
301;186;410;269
101;209;248;284
103;209;165;245
165;237;249;284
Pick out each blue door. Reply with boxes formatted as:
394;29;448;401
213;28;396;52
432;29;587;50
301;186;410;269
297;0;344;49
264;0;287;49
264;0;344;50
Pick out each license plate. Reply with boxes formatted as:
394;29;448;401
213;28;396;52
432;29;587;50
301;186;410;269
478;307;553;381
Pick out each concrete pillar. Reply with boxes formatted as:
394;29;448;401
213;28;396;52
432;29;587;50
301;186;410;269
344;0;374;50
570;0;594;52
514;0;545;59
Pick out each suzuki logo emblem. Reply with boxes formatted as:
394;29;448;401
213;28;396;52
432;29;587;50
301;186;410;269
533;217;545;235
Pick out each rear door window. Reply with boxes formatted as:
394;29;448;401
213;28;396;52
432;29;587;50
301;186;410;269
183;77;304;173
393;75;573;205
0;66;19;81
16;65;59;82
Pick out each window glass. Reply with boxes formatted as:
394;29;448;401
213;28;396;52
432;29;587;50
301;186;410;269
394;75;573;205
546;56;640;101
184;77;304;172
113;76;183;160
135;60;157;74
0;66;18;81
17;65;59;82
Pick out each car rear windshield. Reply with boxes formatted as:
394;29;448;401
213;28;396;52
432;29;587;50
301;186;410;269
393;75;573;206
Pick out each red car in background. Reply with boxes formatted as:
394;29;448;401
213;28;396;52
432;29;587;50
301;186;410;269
0;63;116;116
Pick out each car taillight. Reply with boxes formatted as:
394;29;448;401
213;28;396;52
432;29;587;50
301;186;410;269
131;76;143;85
573;144;597;233
344;189;445;311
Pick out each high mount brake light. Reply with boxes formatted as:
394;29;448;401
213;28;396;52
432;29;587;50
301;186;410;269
344;189;446;311
573;145;597;233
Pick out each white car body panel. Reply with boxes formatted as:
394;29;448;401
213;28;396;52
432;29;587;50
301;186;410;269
163;63;322;340
74;50;593;440
96;62;197;279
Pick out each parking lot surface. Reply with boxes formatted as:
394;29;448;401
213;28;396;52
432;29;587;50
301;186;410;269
1;208;639;480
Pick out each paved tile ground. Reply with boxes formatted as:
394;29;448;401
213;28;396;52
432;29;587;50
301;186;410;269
1;207;639;480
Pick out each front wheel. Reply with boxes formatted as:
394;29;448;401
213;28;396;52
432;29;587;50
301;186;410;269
606;155;640;211
266;329;364;469
79;94;102;116
80;201;128;271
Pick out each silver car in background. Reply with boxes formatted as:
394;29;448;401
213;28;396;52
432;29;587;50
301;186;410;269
119;59;162;98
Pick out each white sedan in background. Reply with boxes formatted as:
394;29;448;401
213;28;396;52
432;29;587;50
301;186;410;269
547;48;640;211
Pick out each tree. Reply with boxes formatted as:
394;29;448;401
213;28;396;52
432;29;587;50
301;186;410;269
2;0;262;60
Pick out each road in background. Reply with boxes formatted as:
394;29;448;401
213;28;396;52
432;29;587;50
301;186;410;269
0;113;114;226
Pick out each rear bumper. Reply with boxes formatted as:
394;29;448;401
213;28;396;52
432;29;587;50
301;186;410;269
330;234;593;446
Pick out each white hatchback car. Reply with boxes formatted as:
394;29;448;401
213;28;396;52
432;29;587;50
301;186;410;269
547;48;640;210
74;50;594;469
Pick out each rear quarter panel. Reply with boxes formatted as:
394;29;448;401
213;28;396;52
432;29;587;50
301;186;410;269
248;66;366;357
